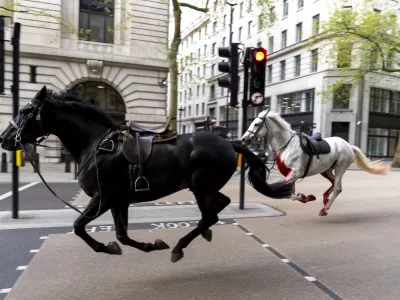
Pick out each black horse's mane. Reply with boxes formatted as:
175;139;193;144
46;89;117;128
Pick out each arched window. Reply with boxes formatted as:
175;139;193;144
79;0;114;44
71;81;126;125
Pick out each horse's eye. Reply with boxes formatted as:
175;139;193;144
255;123;259;127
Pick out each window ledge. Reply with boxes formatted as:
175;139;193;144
331;109;353;112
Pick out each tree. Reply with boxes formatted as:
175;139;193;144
308;0;400;167
168;0;210;131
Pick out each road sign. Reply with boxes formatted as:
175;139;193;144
250;92;264;105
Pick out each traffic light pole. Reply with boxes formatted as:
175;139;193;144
12;23;21;219
239;47;251;210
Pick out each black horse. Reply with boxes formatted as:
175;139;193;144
0;86;292;263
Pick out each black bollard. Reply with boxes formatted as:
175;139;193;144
65;154;71;173
1;153;7;173
33;153;40;173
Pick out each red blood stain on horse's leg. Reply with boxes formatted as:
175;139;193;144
320;171;335;212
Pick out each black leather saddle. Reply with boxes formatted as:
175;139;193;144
122;120;177;192
299;132;331;158
298;132;331;178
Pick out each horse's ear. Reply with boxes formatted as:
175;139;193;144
32;86;47;104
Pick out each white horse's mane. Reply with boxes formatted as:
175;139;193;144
262;110;293;132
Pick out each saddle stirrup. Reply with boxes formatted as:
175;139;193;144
134;132;150;192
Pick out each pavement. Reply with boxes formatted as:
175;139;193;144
1;167;400;299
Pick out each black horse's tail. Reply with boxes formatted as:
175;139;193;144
231;143;293;199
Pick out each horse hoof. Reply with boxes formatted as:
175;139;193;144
201;229;212;242
319;211;328;216
307;195;316;201
154;239;170;250
107;242;122;255
171;251;184;263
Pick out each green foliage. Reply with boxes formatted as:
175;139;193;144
308;0;400;104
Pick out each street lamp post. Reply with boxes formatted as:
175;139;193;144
225;0;237;135
178;106;184;134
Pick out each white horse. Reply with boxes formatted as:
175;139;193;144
241;110;391;216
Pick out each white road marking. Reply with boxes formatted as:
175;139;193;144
233;223;239;225
0;288;11;294
246;232;253;235
281;259;290;263
0;182;39;201
16;266;27;270
305;276;316;282
262;244;270;248
29;249;39;253
39;236;48;240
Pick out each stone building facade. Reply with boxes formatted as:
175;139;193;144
0;0;169;162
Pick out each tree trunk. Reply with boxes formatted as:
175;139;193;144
168;0;182;132
392;137;400;168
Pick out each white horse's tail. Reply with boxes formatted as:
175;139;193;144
351;145;391;174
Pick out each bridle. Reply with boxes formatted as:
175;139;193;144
10;100;50;148
9;99;85;216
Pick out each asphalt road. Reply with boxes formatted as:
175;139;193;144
0;183;81;211
0;220;234;299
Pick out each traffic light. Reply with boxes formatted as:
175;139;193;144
249;47;267;106
218;43;239;107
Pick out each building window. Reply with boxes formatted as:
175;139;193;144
281;30;287;48
213;22;217;33
211;64;215;77
268;65;272;83
201;103;205;115
240;2;243;17
202;84;205;95
220;106;239;121
238;27;242;41
278;89;315;114
295;55;301;77
204;44;207;57
223;15;227;28
296;23;302;43
203;65;206;76
79;0;114;44
30;66;37;83
212;43;216;55
313;14;320;35
337;42;352;68
209;107;215;117
258;14;263;31
269;6;276;23
248;21;252;37
268;36;274;53
283;0;288;17
311;49;318;72
368;128;400;157
222;37;226;47
257;41;262;48
298;0;304;9
188;106;192;117
333;84;351;109
196;86;200;97
370;87;400;114
210;85;215;99
280;60;286;80
179;92;182;103
198;48;201;58
196;104;199;116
